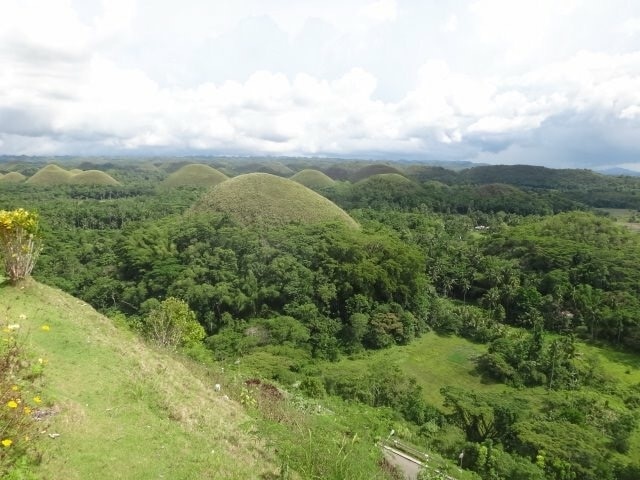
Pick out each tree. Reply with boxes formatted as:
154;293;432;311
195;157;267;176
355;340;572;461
142;297;205;349
0;209;42;284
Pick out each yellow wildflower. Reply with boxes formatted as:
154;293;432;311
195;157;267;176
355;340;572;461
41;324;50;331
11;385;19;391
33;396;41;404
1;439;12;447
23;406;31;415
6;400;18;409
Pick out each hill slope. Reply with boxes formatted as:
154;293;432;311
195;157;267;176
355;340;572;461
0;282;276;480
289;169;335;189
26;165;73;185
191;173;359;229
162;164;229;188
69;170;120;185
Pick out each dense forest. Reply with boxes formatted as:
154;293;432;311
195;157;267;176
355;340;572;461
2;157;640;480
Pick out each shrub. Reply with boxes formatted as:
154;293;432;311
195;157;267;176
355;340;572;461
142;297;205;349
0;209;42;284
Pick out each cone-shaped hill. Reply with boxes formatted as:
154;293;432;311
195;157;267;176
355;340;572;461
0;171;26;183
69;170;120;185
162;164;228;188
289;169;335;190
350;164;405;182
191;173;358;229
26;164;73;185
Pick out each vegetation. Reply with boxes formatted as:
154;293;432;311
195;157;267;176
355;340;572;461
0;317;46;479
2;156;640;479
0;209;42;284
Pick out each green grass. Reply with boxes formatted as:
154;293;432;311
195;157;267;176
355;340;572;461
596;208;640;232
191;172;359;229
162;164;228;188
68;170;120;186
335;332;508;406
0;281;277;479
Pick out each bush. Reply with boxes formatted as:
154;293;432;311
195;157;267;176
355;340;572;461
0;209;42;284
142;297;205;349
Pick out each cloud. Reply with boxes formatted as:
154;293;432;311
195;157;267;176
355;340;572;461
2;0;640;169
360;0;397;24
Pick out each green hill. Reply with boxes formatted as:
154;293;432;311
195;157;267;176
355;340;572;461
69;170;121;186
0;281;277;479
289;169;335;189
350;164;405;182
191;173;359;229
0;172;26;183
26;165;73;186
162;164;229;188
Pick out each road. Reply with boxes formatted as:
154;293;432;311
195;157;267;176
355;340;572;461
382;445;423;480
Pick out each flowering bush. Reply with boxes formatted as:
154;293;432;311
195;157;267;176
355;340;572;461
0;316;47;477
0;209;42;284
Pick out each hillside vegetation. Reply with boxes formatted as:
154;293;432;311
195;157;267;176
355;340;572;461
3;157;640;480
0;281;278;480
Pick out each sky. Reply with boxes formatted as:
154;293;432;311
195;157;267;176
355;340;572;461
2;0;640;169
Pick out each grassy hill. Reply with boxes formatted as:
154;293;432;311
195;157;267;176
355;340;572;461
0;281;277;479
26;165;73;186
191;173;359;229
162;164;228;188
289;169;335;190
0;172;26;183
350;164;405;182
69;170;121;186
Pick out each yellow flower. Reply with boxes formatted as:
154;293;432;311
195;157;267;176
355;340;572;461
33;396;41;404
11;385;19;391
6;400;18;409
1;439;12;447
23;406;31;415
19;314;26;320
41;325;50;331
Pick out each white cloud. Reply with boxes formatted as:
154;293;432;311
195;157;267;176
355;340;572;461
442;14;458;33
360;0;397;24
2;0;640;168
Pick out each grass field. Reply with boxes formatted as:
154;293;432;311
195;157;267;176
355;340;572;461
597;208;640;232
0;281;277;479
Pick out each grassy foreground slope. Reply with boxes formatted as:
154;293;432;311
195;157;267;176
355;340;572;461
0;282;276;480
